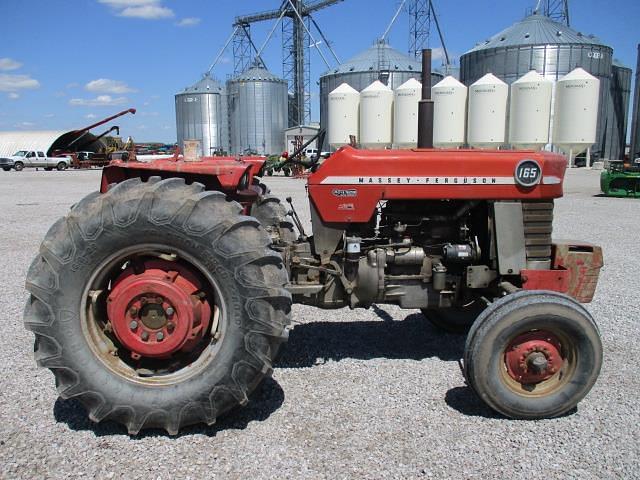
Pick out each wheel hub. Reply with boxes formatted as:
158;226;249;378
505;331;563;384
139;302;167;329
107;259;212;360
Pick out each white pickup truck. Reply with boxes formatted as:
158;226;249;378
0;150;71;171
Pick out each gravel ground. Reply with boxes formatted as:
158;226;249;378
0;168;638;479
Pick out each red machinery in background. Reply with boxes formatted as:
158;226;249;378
51;108;137;168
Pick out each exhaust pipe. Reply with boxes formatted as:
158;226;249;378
417;49;434;149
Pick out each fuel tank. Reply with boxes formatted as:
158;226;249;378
307;146;566;223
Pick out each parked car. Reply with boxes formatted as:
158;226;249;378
2;150;71;171
0;156;15;171
303;148;331;160
77;151;94;161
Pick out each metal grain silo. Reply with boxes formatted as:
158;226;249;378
605;60;632;160
393;78;421;148
319;40;443;148
328;83;360;149
460;12;620;160
432;76;467;148
467;73;508;148
552;68;600;157
509;71;553;150
360;80;393;149
630;45;640;163
175;73;229;156
227;67;288;155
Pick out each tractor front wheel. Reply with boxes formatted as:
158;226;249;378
25;177;291;434
463;290;602;419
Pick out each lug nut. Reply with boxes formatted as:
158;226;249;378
141;331;149;341
167;322;175;333
129;306;138;316
156;332;164;341
166;307;174;316
129;320;138;330
140;297;147;305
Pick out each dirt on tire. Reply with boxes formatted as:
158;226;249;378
24;177;292;435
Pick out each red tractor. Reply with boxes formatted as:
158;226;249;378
25;56;603;436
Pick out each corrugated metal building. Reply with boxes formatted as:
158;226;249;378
319;40;444;148
0;130;104;158
284;125;320;155
460;13;630;160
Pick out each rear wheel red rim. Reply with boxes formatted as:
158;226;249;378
107;259;212;360
81;245;224;385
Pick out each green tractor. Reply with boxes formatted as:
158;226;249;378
264;155;292;176
600;161;640;198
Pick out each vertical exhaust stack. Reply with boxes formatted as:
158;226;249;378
417;49;434;148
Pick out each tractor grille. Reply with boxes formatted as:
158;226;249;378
521;201;554;267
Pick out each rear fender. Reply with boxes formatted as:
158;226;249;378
100;159;259;210
101;159;252;192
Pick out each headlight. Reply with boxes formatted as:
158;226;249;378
238;172;250;190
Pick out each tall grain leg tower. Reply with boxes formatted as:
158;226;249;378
232;0;343;127
282;0;311;126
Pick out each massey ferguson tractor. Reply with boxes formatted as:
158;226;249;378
24;51;603;435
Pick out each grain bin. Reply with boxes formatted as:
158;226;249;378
508;71;553;150
227;67;288;155
359;80;393;149
319;40;443;148
393;78;421;148
630;45;640;163
432;76;467;148
460;12;627;160
467;73;508;148
328;83;360;150
552;68;600;157
605;61;632;160
175;73;229;155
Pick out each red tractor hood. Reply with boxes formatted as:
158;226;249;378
307;147;567;223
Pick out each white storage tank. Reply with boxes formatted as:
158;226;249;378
328;83;360;150
467;73;508;148
393;78;421;148
509;71;553;150
432;76;467;148
552;67;600;156
359;80;393;149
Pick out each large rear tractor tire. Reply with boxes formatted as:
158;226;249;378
250;195;296;245
24;177;291;435
463;290;602;419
